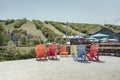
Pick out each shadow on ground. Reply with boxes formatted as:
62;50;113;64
49;58;60;61
74;60;91;64
92;60;105;63
36;59;48;62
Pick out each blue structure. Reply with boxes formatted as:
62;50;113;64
91;28;119;42
71;35;85;40
73;45;86;61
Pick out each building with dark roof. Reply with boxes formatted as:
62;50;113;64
92;28;120;42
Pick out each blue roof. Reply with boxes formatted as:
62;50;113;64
92;33;109;37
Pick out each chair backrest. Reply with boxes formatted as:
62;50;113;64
36;44;46;57
60;45;67;53
48;44;57;55
90;44;99;55
70;45;77;55
76;45;86;57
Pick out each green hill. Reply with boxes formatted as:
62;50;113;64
44;23;64;37
20;21;47;41
0;19;120;43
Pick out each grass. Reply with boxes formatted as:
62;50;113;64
44;23;64;37
16;47;35;55
20;21;47;41
61;24;85;36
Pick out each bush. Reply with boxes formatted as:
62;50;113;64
0;24;9;46
48;21;75;35
13;50;21;60
33;20;58;41
20;37;27;45
12;48;35;60
28;48;35;58
33;39;41;45
5;19;14;25
14;18;27;28
0;48;10;61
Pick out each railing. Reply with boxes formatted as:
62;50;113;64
93;43;120;56
68;43;120;57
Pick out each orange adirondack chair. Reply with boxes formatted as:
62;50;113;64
47;44;57;59
59;45;68;56
36;44;47;60
86;44;99;61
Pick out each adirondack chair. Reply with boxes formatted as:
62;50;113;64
59;45;68;56
47;44;57;59
86;44;99;61
70;45;77;55
73;45;86;61
36;44;47;60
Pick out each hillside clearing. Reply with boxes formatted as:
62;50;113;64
20;21;47;41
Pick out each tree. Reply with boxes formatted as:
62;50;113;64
20;37;27;44
0;24;4;32
5;19;14;25
0;24;9;46
0;24;4;46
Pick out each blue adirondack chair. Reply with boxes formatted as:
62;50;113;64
73;45;86;61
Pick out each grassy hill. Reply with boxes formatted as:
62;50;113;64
44;23;64;37
61;24;84;36
1;19;120;42
20;21;47;41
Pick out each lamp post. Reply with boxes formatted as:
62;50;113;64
66;22;68;41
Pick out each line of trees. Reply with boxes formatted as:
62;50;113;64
104;24;120;30
68;23;102;34
46;21;75;35
0;24;9;46
5;19;15;25
33;20;59;42
14;18;27;28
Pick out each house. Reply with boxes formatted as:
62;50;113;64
91;28;120;42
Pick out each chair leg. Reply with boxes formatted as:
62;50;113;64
48;56;50;60
65;54;67;56
36;55;39;60
56;55;57;60
94;56;99;61
44;56;46;60
86;54;91;60
83;56;86;61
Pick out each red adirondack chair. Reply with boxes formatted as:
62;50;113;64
86;44;99;61
36;44;47;60
59;45;68;56
47;44;57;59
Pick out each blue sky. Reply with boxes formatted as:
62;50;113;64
0;0;120;25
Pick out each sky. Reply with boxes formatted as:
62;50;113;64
0;0;120;25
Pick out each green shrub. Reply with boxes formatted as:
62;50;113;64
48;21;75;35
13;50;21;60
33;20;58;41
28;48;35;58
12;48;35;60
14;18;27;28
5;19;14;25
